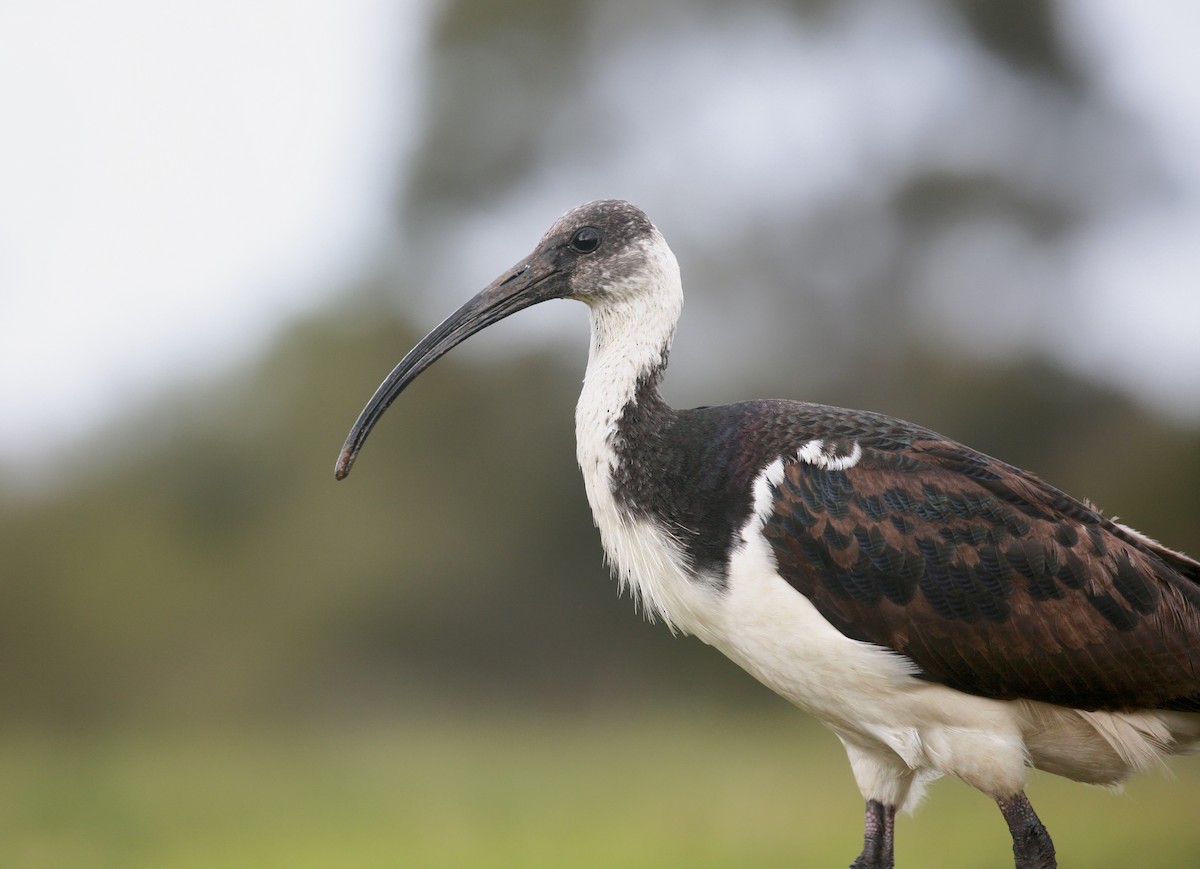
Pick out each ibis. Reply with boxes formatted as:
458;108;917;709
336;200;1200;869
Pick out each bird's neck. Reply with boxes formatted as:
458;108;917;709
574;259;682;544
575;233;682;441
575;284;711;630
575;285;680;481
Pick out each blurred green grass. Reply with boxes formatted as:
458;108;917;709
3;708;1199;868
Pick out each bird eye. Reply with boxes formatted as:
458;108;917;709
569;226;602;254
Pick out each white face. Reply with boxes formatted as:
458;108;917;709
536;199;680;306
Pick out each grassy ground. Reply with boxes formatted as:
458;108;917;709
2;708;1199;868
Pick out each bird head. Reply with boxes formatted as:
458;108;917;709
335;199;675;480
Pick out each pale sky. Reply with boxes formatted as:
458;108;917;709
1;0;1197;484
0;0;428;477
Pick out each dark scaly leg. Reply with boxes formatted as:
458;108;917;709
996;792;1056;869
849;799;895;869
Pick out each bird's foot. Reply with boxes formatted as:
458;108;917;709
849;799;895;869
996;792;1056;869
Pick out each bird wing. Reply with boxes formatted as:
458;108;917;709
759;432;1200;712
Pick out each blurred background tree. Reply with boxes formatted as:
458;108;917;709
2;1;1198;865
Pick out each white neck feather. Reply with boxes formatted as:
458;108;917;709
574;236;682;485
573;238;707;629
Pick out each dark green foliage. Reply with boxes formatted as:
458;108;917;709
0;298;1196;728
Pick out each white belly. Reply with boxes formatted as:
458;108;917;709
591;487;1200;808
714;520;1033;804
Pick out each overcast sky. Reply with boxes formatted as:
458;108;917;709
0;1;429;477
1;0;1198;483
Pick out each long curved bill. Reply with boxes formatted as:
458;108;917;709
335;248;564;480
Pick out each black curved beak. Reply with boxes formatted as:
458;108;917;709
335;247;565;480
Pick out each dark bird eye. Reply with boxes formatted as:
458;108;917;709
569;226;602;253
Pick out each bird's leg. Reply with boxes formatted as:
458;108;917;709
849;798;895;869
996;792;1056;869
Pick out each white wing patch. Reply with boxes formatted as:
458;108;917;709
750;456;786;522
747;442;861;527
797;438;862;471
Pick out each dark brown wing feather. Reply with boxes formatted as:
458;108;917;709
761;434;1200;712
